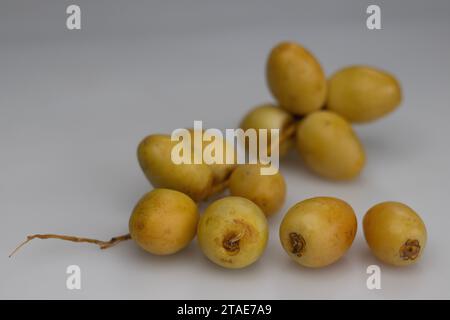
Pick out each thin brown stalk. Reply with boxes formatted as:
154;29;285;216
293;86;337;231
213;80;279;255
9;233;131;257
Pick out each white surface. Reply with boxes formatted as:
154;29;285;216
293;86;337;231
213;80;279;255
1;0;450;299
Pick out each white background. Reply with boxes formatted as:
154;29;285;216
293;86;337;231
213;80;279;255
1;0;450;299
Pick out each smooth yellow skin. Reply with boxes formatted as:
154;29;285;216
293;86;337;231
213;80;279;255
229;164;286;217
266;42;327;115
137;134;213;201
363;202;427;266
240;103;295;157
279;197;357;268
197;197;269;269
295;111;366;180
129;189;199;255
327;66;402;123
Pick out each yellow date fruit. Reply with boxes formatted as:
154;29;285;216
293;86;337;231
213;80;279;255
295;111;365;180
327;65;402;123
129;188;199;255
240;103;295;157
363;201;427;266
197;197;269;269
279;197;357;268
137;134;214;201
229;164;286;217
266;42;327;115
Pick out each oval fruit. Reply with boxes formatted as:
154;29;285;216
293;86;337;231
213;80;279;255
229;164;286;217
240;103;295;157
266;42;327;115
129;188;199;255
363;201;427;266
327;65;402;123
279;197;357;268
137;134;214;201
197;197;269;269
295;111;365;180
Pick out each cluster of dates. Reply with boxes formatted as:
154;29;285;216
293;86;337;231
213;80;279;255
132;42;425;269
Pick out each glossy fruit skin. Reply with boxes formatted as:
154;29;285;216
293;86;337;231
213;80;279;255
279;197;357;268
266;42;327;115
229;164;286;217
197;197;269;269
129;188;199;255
363;202;427;266
240;103;295;157
295;111;365;180
327;65;402;123
137;134;213;201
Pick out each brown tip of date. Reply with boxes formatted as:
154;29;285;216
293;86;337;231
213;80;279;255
289;232;306;257
399;239;420;260
223;232;242;255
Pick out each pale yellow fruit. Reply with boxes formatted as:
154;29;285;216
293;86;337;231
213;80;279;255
240;103;295;157
363;201;427;266
279;197;357;268
137;134;213;201
327;65;402;123
266;42;327;115
197;197;269;269
295;111;365;180
229;164;286;217
129;188;199;255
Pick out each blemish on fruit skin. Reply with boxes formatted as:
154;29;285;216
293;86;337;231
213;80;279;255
221;219;257;256
233;219;255;238
399;239;421;260
289;232;306;257
222;232;242;255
